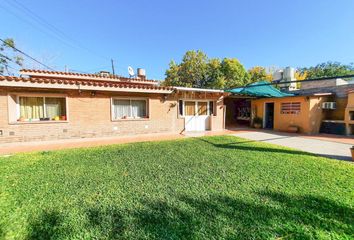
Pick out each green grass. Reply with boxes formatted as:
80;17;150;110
0;136;353;240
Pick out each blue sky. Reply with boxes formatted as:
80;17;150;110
1;0;354;79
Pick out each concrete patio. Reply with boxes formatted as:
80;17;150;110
0;129;352;161
232;130;353;161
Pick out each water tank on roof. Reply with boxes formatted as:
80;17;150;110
137;68;146;77
283;67;295;80
273;70;283;81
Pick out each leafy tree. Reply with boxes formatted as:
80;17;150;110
163;51;249;89
248;66;267;83
0;38;23;75
298;61;354;79
295;70;308;89
204;58;225;88
221;58;249;88
162;60;181;87
178;50;208;88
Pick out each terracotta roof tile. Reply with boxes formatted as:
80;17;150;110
20;69;158;84
0;76;174;92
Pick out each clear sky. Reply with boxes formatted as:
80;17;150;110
1;0;354;80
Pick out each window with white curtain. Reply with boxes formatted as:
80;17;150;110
18;96;67;121
112;99;147;119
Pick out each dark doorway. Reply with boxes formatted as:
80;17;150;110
224;98;251;128
264;103;274;129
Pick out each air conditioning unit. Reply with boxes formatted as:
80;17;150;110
322;102;336;109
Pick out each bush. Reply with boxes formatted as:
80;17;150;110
253;117;263;125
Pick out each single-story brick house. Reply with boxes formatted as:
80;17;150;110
0;69;226;143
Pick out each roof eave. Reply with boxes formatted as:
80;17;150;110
174;86;224;93
0;77;173;94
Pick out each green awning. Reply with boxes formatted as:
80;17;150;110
226;81;294;98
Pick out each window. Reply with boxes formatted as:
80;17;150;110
178;100;183;116
180;100;215;116
184;101;196;116
45;98;66;119
18;96;67;121
198;102;208;115
281;102;301;114
209;101;215;116
112;99;147;119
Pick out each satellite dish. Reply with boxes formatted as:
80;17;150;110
128;66;134;77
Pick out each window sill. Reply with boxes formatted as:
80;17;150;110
9;120;69;125
178;115;216;119
112;118;150;122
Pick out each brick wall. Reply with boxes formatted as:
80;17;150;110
291;83;354;98
0;89;224;143
300;79;348;90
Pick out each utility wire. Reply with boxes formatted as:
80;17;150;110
0;38;55;70
0;2;86;53
228;74;354;90
3;0;111;62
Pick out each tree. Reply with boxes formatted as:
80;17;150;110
162;60;181;87
221;58;249;88
295;70;308;89
204;58;225;89
248;66;267;83
298;61;354;79
163;51;249;89
178;50;208;88
0;38;23;75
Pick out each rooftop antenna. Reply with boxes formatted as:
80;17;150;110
128;66;135;78
111;59;115;75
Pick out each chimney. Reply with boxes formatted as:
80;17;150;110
137;68;146;80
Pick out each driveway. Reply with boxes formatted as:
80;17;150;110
232;131;353;161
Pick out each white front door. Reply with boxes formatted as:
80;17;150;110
184;101;211;132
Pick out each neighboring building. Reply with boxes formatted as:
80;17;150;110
0;69;226;143
226;78;354;136
272;67;298;91
251;93;332;134
291;77;354;135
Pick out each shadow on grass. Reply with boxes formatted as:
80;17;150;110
133;192;353;239
85;207;125;238
198;137;353;161
26;210;72;240
0;225;4;240
25;191;354;239
197;137;316;157
196;137;353;161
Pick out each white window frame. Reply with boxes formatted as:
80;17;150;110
111;97;149;121
179;100;214;117
12;93;69;123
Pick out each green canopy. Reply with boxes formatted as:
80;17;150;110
226;81;294;98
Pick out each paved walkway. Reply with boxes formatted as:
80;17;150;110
232;131;353;161
0;129;352;161
0;130;235;156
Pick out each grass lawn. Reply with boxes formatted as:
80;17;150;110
0;135;353;239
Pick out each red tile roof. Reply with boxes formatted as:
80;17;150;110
20;69;159;84
0;75;174;92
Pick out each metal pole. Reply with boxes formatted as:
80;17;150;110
111;59;115;75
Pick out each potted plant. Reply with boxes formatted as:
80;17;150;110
351;146;354;161
60;115;67;121
253;117;263;129
288;125;299;133
18;116;25;122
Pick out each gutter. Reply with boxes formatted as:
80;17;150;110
173;86;224;93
